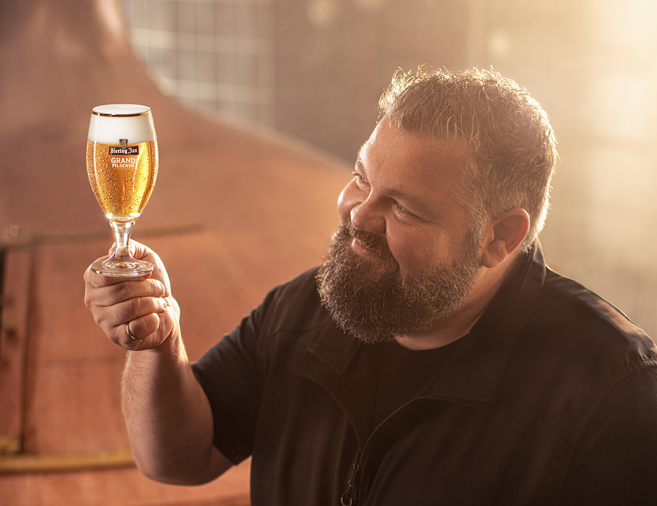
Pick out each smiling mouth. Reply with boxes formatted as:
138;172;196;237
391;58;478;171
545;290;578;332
337;221;395;264
351;236;382;260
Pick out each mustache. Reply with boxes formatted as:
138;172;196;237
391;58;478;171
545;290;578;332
339;221;396;263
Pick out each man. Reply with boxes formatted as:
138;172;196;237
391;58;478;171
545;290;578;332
84;68;657;505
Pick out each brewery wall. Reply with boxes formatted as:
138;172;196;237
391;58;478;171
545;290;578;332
121;0;657;342
122;0;276;126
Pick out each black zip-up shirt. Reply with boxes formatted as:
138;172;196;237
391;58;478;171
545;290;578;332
192;243;657;505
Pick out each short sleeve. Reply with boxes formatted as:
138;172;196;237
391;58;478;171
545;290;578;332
191;299;269;465
560;366;657;505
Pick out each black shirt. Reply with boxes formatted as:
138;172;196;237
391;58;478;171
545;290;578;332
351;339;462;439
192;243;657;505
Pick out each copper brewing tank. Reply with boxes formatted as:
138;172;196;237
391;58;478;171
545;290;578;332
0;0;350;504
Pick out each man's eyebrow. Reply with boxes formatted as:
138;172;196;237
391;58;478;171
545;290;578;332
353;157;436;219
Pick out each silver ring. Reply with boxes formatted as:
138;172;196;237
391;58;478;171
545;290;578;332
126;323;139;341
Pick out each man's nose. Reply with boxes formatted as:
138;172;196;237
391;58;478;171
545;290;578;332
350;200;386;235
338;179;386;235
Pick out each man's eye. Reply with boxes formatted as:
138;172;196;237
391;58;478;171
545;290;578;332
395;203;418;220
352;171;369;187
352;171;366;182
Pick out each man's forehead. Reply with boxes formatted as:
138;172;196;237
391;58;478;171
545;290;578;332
358;122;470;181
356;123;471;221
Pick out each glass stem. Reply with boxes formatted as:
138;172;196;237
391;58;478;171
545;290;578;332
110;220;135;261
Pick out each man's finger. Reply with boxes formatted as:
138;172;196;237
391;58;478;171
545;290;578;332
119;308;177;350
100;279;166;306
84;277;166;311
122;313;161;343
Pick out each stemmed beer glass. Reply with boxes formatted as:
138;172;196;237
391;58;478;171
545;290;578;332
86;104;159;276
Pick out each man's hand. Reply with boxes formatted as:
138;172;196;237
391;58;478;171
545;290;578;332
84;241;180;350
84;240;232;484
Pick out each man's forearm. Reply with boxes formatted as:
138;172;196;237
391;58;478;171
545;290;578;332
121;332;231;485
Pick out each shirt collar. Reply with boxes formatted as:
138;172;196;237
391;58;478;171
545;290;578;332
296;242;547;407
426;242;546;404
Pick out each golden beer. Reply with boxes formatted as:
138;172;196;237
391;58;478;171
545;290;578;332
86;140;158;221
86;104;159;276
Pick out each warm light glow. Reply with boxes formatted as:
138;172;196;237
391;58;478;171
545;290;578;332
307;0;340;29
354;0;388;13
97;0;125;40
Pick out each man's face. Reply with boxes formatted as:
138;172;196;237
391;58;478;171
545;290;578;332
317;118;483;344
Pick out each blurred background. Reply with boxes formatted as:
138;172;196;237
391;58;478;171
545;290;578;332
120;0;657;338
2;0;657;504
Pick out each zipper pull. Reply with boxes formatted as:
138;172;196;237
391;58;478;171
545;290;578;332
341;461;360;506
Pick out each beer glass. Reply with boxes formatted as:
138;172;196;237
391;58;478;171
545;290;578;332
86;104;159;276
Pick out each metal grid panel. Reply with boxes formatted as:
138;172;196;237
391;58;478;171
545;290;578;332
122;0;275;126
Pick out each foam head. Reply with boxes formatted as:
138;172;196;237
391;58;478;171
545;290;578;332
88;104;156;144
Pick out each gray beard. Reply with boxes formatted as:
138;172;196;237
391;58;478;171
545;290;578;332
316;222;481;344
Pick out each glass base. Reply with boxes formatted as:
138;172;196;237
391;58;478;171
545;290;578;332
90;257;153;277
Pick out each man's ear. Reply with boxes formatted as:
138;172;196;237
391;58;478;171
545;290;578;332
480;208;530;268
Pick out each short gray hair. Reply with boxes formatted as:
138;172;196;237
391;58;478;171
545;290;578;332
379;67;558;250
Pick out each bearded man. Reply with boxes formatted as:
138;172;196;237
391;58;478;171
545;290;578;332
84;68;657;505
